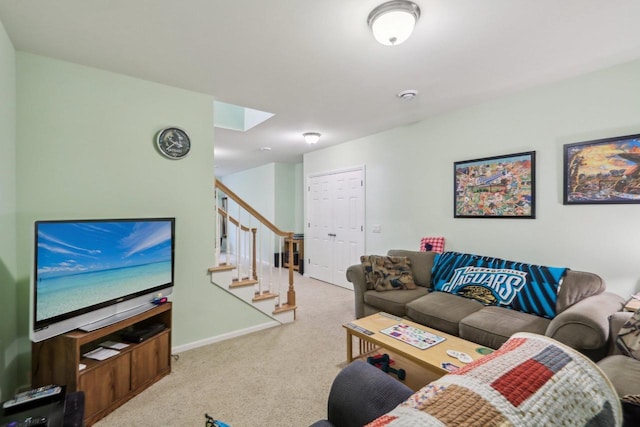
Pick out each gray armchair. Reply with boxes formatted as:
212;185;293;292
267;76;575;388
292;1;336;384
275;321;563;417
309;361;413;427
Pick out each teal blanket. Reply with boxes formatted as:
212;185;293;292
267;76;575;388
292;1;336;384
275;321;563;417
431;252;567;318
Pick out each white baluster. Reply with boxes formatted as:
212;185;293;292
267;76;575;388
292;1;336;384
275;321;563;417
277;236;283;307
236;203;241;282
258;222;263;295
269;232;274;295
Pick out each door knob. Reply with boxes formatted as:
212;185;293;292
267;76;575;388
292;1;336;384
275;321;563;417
328;233;336;237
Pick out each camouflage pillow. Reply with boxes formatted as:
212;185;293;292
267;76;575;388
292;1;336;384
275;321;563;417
360;255;376;290
360;255;416;291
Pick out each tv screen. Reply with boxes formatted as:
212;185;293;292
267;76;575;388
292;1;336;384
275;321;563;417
32;218;175;342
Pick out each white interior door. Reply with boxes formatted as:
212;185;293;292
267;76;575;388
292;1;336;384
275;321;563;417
307;167;365;289
308;174;332;283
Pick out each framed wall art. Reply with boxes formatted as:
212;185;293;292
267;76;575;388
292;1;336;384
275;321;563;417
454;151;535;218
563;134;640;204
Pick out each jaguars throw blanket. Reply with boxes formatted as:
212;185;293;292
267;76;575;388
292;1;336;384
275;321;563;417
366;333;621;427
431;252;567;318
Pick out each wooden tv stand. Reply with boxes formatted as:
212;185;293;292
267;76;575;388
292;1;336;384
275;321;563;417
31;303;172;426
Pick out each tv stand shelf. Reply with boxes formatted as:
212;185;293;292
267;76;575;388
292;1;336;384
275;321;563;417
31;303;172;426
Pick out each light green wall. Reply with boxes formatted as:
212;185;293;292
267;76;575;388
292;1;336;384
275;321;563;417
221;163;276;258
221;162;303;233
305;58;640;297
14;53;270;383
221;162;303;261
294;163;304;233
275;163;297;232
221;163;276;224
0;18;17;400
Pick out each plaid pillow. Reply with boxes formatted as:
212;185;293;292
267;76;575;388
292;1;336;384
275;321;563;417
420;236;445;253
617;307;640;360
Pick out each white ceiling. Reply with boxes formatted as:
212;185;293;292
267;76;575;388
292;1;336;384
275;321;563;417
2;0;640;176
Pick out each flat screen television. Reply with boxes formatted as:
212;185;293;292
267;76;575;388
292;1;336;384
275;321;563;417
31;217;175;342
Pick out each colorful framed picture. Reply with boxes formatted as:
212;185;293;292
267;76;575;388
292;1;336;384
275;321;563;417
454;151;535;218
563;134;640;204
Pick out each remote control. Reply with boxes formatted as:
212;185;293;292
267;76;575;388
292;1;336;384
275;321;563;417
2;385;62;409
5;416;48;427
446;349;473;364
345;323;374;335
379;312;403;321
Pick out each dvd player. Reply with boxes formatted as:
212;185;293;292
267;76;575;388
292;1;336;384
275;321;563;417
121;323;166;343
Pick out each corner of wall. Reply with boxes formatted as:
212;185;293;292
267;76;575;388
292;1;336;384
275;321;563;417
0;15;19;399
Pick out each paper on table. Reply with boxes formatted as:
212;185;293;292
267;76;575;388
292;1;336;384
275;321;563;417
83;347;120;361
100;340;130;350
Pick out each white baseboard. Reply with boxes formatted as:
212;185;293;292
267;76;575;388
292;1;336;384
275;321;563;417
171;320;280;354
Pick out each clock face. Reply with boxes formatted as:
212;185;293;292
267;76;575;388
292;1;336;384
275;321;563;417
156;127;191;159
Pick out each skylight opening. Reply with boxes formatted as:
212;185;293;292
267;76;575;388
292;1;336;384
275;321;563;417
214;101;274;132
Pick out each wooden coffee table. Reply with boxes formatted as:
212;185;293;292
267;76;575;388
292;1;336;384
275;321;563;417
344;312;492;390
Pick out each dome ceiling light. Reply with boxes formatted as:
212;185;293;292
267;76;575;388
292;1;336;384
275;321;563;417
397;89;418;100
367;1;421;46
303;132;321;144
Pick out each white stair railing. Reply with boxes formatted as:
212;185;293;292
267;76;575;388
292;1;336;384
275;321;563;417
213;179;297;309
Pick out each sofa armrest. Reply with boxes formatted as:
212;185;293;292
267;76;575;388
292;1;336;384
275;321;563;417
320;360;413;427
346;264;368;318
607;311;633;355
610;311;633;336
546;292;625;351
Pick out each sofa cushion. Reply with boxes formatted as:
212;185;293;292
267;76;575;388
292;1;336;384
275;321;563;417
405;291;483;336
431;251;567;319
598;355;640;398
459;306;550;350
556;270;605;313
363;287;429;317
387;249;436;288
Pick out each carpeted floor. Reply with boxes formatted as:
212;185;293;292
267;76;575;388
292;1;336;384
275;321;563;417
95;273;354;427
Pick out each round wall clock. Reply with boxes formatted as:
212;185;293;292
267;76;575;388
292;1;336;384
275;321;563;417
156;127;191;159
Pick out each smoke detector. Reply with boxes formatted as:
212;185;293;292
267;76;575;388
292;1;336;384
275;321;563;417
397;89;418;100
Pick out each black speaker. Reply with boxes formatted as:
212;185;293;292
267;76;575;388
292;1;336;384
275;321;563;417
284;252;299;265
274;252;283;267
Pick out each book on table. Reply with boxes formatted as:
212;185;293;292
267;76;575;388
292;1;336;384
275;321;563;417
380;323;446;350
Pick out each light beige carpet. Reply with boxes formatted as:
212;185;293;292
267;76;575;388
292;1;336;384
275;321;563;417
95;274;354;427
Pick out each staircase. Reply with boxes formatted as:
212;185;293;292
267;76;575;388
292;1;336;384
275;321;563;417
208;179;297;324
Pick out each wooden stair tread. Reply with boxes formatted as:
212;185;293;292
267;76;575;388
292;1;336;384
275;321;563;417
273;304;297;315
253;292;278;302
208;264;235;273
230;278;259;288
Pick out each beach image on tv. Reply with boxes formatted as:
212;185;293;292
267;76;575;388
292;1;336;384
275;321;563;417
36;220;173;322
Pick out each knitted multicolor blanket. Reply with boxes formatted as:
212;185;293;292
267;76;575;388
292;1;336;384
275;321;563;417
366;333;621;427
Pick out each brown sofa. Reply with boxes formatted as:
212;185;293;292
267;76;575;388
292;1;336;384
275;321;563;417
346;249;625;360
